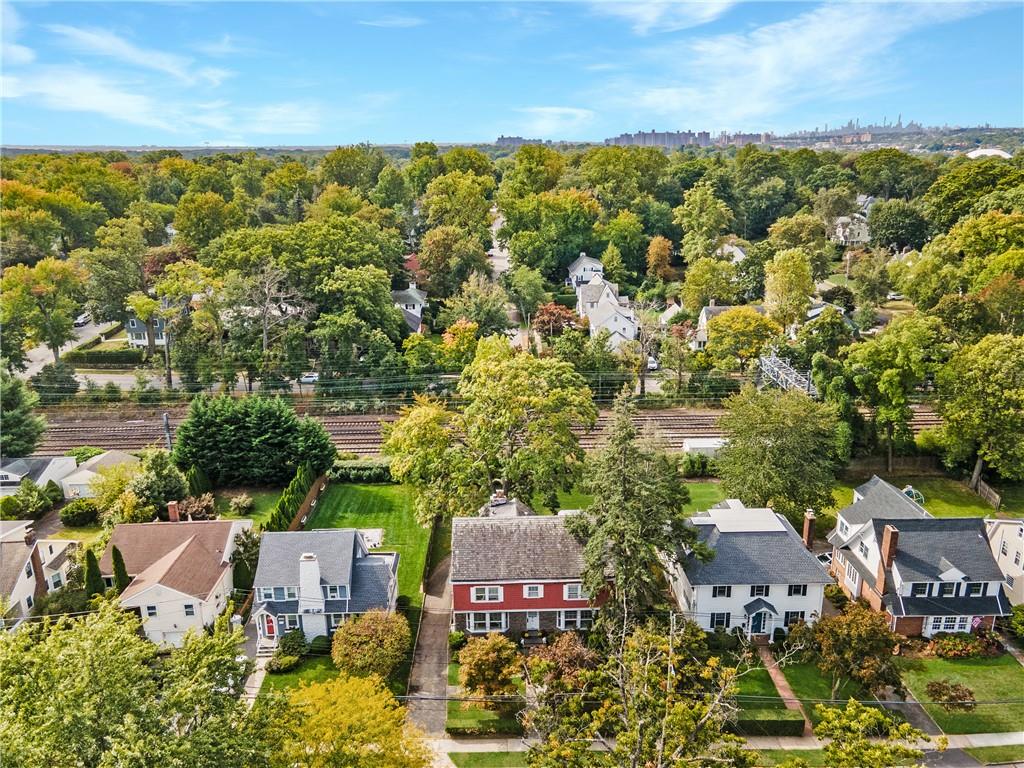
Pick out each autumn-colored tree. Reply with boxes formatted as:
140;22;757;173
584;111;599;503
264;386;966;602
645;235;673;281
458;632;521;710
532;302;579;339
705;306;782;370
330;609;411;678
814;699;937;768
439;318;479;371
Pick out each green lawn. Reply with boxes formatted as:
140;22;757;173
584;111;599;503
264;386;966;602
832;475;1004;518
448;754;529;768
427;515;452;575
753;749;831;767
533;481;724;515
735;665;786;710
446;700;523;736
964;745;1024;765
260;656;337;694
50;524;104;546
993;483;1024;516
306;483;430;694
781;662;865;725
900;654;1024;734
215;487;282;527
448;662;460;686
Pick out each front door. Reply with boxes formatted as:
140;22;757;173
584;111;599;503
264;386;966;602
265;615;276;639
526;611;540;631
750;611;765;635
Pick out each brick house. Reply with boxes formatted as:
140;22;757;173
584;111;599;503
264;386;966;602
828;476;1009;636
450;501;595;636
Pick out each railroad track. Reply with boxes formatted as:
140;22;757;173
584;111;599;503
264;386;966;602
33;406;942;457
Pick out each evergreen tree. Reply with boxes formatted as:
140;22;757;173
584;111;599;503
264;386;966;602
566;389;707;623
84;549;105;597
111;546;131;594
185;465;212;496
0;370;46;457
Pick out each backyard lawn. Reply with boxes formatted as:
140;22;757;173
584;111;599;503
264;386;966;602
259;656;337;695
900;654;1024;734
260;483;430;696
215;487;282;527
533;481;724;514
753;749;831;767
831;475;1009;518
50;524;103;546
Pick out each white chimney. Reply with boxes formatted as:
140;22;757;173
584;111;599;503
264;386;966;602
409;280;417;291
297;553;324;613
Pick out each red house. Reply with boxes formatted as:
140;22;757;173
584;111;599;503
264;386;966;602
450;500;594;636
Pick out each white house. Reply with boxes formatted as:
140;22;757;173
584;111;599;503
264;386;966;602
660;301;684;326
832;215;870;247
0;457;77;498
252;529;399;650
0;521;44;627
37;538;77;592
681;437;726;458
984;519;1024;605
61;450;140;499
667;501;831;638
827;476;1008;636
99;518;252;647
392;281;428;333
574;275;637;350
566;252;604;288
715;241;747;264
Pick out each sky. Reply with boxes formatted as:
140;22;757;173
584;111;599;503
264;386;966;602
1;1;1022;147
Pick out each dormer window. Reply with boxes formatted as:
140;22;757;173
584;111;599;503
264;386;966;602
838;520;849;535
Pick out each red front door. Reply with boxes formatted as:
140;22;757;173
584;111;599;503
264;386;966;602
265;616;276;638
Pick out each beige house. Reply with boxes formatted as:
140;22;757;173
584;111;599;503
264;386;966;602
985;519;1024;605
61;450;140;499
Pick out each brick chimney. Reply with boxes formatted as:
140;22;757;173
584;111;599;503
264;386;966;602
874;524;899;595
802;510;816;550
167;500;180;523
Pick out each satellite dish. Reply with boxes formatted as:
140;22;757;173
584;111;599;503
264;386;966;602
902;485;925;506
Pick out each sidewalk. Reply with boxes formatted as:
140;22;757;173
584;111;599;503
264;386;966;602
757;646;812;736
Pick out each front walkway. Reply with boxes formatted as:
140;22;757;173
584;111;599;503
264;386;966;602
408;555;452;735
757;646;813;736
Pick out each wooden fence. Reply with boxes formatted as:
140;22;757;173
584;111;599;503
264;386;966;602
975;479;1002;511
845;455;942;476
287;473;330;531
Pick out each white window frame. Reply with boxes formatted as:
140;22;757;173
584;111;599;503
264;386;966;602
325;585;342;600
146;605;157;617
51;573;63;590
845;561;858;584
911;582;930;597
1002;541;1009;556
749;585;770;598
281;614;300;630
329;613;344;628
184;604;195;617
712;585;732;598
564;583;588;601
788;584;807;597
858;541;869;559
523;585;543;599
559;609;594;630
24;562;32;579
784;611;806;627
25;595;33;610
469;611;506;632
939;582;957;597
838;520;849;535
966;582;985;597
260;588;275;601
1008;575;1016;588
1015;551;1022;566
710;612;730;629
471;586;502;603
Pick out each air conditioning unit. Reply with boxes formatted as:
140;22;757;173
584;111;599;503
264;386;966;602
302;608;324;614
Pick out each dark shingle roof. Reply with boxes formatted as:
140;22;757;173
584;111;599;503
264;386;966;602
684;513;832;586
0;457;50;487
451;516;584;582
392;286;427;306
744;597;778;615
870;517;1004;583
883;593;1008;618
254;530;358;588
839;476;930;526
477;497;535;517
350;554;398;612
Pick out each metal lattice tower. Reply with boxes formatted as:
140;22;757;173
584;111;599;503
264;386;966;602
758;353;819;398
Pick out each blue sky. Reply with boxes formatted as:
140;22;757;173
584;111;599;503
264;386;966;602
2;1;1022;146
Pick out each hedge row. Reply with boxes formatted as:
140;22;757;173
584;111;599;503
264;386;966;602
728;708;805;737
65;343;144;366
328;458;393;484
552;294;577;308
263;463;317;532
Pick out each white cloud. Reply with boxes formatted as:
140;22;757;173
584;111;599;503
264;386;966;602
2;3;35;65
1;67;175;131
591;0;734;35
514;106;595;138
47;24;230;86
599;2;988;129
243;102;323;135
194;34;251;57
357;15;425;29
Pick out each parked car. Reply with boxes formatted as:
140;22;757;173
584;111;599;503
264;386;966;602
886;291;905;301
298;372;319;385
73;313;91;328
647;356;659;371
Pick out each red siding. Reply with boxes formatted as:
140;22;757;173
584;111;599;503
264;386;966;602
452;581;591;612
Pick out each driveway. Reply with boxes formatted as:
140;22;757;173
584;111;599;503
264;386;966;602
407;556;452;735
20;320;116;377
488;210;510;278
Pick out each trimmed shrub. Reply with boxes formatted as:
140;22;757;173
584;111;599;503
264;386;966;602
64;345;145;366
331;610;411;678
308;635;331;656
824;583;848;610
266;653;301;674
278;629;308;658
449;630;468;656
728;708;805;736
44;479;64;505
680;452;716;478
707;627;740;652
60;498;99;527
228;493;254;515
928;631;1001;659
0;496;22;520
926;679;977;712
179;493;215;520
65;446;105;463
328;458;393;484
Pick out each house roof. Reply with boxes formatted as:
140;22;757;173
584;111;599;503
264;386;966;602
578;277;619;306
399;308;422;333
588;295;636;330
478;497;536;518
0;540;33;600
567;254;603;275
100;520;243;601
0;457;51;487
79;450;139;472
883;593;1008;618
451;516;585;582
392;285;427;306
683;507;832;586
350;554;399;612
870;517;1004;584
700;304;766;322
0;520;31;542
838;476;930;526
744;597;778;615
254;529;360;588
39;539;73;572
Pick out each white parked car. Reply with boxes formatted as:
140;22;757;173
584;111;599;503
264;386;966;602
647;356;659;371
298;372;319;385
73;313;91;328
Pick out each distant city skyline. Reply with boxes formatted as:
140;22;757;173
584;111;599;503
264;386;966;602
1;1;1021;146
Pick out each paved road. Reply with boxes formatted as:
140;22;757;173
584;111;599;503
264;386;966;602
488;209;510;277
20;320;116;377
407;556;452;735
